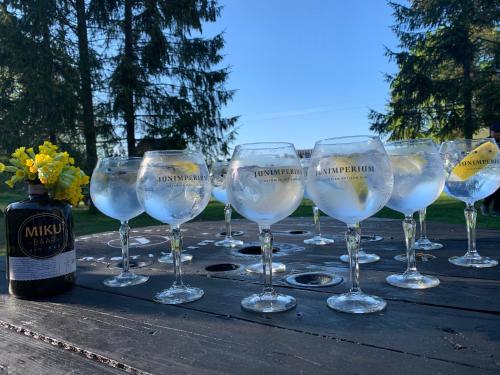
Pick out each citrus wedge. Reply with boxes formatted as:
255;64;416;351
451;142;498;181
171;160;199;174
330;156;369;207
390;154;427;175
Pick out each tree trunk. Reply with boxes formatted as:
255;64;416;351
75;0;97;174
463;57;474;139
41;1;56;144
123;0;136;156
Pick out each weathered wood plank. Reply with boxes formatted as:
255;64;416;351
206;262;500;314
19;266;499;372
67;217;500;282
1;217;498;374
0;322;126;375
48;216;500;314
0;282;494;375
3;217;498;281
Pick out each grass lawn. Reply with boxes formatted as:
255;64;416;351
0;192;499;256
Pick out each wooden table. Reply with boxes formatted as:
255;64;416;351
1;217;499;374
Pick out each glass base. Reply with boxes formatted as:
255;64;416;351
327;291;386;314
415;238;443;251
449;254;498;268
154;285;204;304
361;234;383;242
158;253;193;264
304;235;335;245
218;230;245;237
241;291;296;313
386;272;440;289
245;262;286;274
215;238;244;248
103;271;149;287
111;259;153;269
394;253;436;262
340;250;380;264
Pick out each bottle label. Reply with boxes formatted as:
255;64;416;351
9;250;76;281
17;213;68;259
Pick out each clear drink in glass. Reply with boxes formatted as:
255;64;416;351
90;157;149;287
440;139;500;268
385;139;445;289
136;150;212;304
227;142;304;313
307;136;393;313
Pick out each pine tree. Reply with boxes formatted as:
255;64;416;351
0;1;82;152
90;0;237;157
369;0;500;140
74;0;98;172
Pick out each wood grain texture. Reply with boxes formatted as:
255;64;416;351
0;217;499;375
0;283;495;375
0;322;126;375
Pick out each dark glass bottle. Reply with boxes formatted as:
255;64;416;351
5;182;75;298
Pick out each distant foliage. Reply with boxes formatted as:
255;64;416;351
369;0;500;140
90;0;237;158
0;0;236;165
0;1;82;153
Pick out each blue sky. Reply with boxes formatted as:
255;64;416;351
203;0;399;150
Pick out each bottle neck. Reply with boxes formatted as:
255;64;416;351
28;183;49;200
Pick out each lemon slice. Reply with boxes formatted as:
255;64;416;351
329;156;369;207
451;142;498;181
390;154;427;175
171;160;199;174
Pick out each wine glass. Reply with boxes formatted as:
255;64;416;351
211;161;244;248
307;136;393;313
385;139;445;289
227;142;304;313
440;139;500;268
301;158;335;246
340;224;381;263
90;157;149;287
394;205;443;263
136;150;212;304
157;246;193;263
415;207;443;250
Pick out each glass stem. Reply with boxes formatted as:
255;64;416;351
259;225;274;294
403;215;419;274
346;223;361;293
313;206;321;237
170;225;184;287
224;203;233;240
464;203;478;257
419;207;427;240
119;220;130;274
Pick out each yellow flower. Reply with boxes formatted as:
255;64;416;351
26;159;37;173
1;140;88;198
53;166;89;205
12;147;28;161
38;141;58;157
